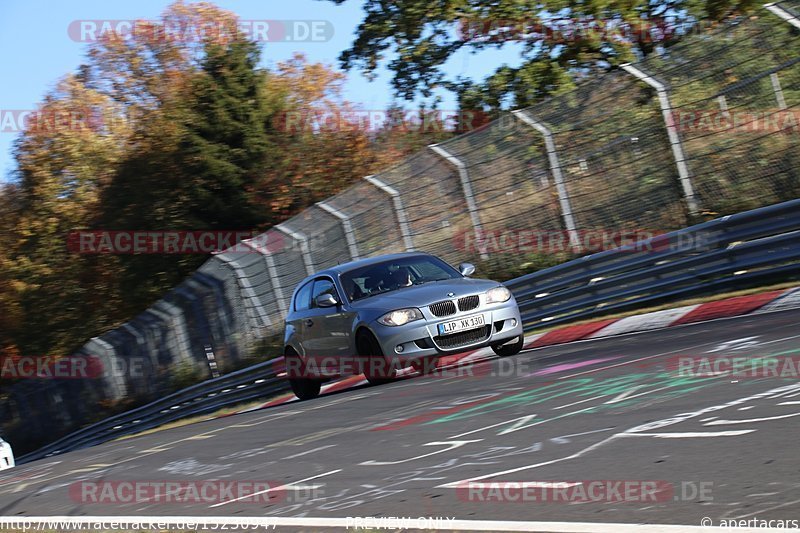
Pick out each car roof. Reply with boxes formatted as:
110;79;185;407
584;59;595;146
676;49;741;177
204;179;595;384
312;252;436;278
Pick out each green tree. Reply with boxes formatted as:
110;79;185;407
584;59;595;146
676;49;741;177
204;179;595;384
330;0;760;110
177;39;275;229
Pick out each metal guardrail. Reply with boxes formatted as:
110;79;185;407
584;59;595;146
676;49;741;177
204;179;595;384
16;198;800;465
507;199;800;330
16;358;289;464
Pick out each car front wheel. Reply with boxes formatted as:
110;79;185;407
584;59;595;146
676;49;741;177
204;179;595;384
289;378;321;400
491;334;524;357
356;330;397;385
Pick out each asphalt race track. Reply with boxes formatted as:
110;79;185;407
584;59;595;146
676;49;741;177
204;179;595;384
3;308;800;530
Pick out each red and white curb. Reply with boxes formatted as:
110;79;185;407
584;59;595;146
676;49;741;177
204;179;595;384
754;286;800;313
236;286;800;411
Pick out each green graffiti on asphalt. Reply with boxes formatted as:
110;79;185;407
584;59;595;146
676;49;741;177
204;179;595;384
425;371;718;426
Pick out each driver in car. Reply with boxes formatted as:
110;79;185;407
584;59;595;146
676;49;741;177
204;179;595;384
386;266;413;290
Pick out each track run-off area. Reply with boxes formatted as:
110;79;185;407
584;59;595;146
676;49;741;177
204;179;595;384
3;308;800;531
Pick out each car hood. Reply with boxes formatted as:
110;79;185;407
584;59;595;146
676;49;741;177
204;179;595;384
350;277;504;310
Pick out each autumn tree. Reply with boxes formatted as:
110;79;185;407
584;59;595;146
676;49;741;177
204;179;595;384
1;2;405;360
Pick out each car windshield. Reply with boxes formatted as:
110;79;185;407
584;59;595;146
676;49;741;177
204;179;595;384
341;256;461;302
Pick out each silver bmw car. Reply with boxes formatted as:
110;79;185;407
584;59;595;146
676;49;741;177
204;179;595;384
283;252;524;400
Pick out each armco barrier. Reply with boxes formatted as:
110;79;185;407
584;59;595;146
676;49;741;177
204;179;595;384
15;198;800;464
16;357;288;464
507;198;800;330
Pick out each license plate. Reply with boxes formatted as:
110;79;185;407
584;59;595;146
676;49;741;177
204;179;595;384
437;314;486;335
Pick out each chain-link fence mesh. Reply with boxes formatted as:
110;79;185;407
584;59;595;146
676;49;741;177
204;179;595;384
326;180;409;257
526;70;690;231
438;115;563;234
635;8;800;215
4;3;799;456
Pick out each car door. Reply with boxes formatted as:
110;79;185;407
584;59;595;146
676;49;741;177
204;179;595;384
288;280;314;353
303;277;354;372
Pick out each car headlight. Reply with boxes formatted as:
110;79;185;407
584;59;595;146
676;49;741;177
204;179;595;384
485;286;512;304
378;308;424;326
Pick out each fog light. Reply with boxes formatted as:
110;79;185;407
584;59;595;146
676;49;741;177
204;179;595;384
511;319;517;327
395;344;404;353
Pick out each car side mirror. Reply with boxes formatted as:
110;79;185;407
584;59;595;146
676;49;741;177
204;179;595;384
315;293;340;308
458;263;476;277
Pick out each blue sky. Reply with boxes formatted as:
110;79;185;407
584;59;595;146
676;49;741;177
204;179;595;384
0;0;524;182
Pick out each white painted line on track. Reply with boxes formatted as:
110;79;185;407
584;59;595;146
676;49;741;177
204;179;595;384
441;382;800;489
552;395;607;410
604;385;647;404
448;407;595;439
457;481;582;489
282;444;337;459
360;440;482;466
703;412;800;425
208;469;342;508
630;430;756;438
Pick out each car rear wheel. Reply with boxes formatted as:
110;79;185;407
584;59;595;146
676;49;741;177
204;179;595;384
356;330;397;385
491;334;524;357
289;377;321;400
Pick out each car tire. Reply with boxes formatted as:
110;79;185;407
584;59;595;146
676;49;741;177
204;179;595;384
289;378;321;400
491;334;524;357
356;330;397;385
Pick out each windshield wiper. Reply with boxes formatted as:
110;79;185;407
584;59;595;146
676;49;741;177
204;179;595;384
361;287;398;299
413;278;449;285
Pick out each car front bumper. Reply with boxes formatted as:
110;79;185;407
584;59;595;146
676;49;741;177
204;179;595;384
370;300;523;364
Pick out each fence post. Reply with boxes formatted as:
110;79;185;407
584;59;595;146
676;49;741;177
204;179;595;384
765;4;799;115
621;63;700;217
770;73;788;109
428;144;488;259
213;253;273;328
765;2;800;29
317;201;360;261
511;110;582;251
274;224;314;276
90;337;127;400
717;95;730;118
364;175;415;252
240;238;287;317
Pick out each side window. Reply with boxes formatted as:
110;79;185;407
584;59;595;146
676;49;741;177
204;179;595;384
311;278;338;308
294;282;313;312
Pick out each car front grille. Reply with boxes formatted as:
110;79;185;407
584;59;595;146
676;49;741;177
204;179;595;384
429;300;457;317
434;326;491;350
458;295;480;312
